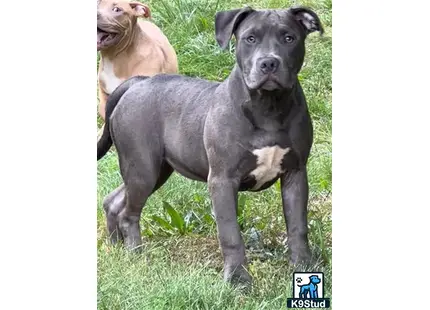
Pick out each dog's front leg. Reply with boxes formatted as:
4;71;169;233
208;175;251;285
281;167;312;264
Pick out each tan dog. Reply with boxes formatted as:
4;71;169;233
97;0;178;120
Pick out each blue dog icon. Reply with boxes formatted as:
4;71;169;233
298;275;321;299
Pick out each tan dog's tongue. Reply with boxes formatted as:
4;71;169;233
97;31;108;44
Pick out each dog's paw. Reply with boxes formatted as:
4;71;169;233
289;247;312;266
108;228;124;245
224;264;253;290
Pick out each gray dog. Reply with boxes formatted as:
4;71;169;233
97;6;323;284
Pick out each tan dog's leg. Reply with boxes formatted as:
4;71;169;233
97;88;109;139
97;125;105;140
98;87;109;121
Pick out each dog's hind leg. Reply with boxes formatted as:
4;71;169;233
117;139;172;250
118;179;154;250
299;288;304;299
103;184;126;244
102;161;173;245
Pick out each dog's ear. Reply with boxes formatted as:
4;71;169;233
215;7;254;50
129;2;151;18
289;6;323;36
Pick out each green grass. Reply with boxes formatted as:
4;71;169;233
97;0;332;308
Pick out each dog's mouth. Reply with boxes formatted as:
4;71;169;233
97;27;118;51
247;71;298;92
260;78;282;91
251;75;284;91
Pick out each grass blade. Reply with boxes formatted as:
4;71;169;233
163;201;186;233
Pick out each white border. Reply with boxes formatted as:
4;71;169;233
1;0;430;309
0;0;96;309
334;0;430;309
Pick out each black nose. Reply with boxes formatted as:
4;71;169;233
258;57;280;74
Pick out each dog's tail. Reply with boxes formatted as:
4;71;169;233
97;75;149;161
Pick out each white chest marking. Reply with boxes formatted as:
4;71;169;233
99;59;123;95
250;146;290;190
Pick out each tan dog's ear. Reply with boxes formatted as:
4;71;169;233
129;2;151;18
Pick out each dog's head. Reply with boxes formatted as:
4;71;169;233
97;0;151;51
215;7;323;91
309;275;321;284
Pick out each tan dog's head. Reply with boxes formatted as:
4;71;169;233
97;0;151;51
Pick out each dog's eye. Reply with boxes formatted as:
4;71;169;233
246;35;256;44
284;35;294;43
112;6;122;12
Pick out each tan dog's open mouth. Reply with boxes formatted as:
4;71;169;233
97;27;119;51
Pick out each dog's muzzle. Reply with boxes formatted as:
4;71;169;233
258;57;280;74
97;16;121;51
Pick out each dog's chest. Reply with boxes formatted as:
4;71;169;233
99;58;124;95
248;146;290;190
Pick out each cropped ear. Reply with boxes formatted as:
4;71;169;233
129;2;151;18
289;6;323;36
215;7;254;50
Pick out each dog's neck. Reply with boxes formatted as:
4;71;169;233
100;20;146;59
227;65;299;130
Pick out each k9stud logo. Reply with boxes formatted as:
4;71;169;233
287;272;330;309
